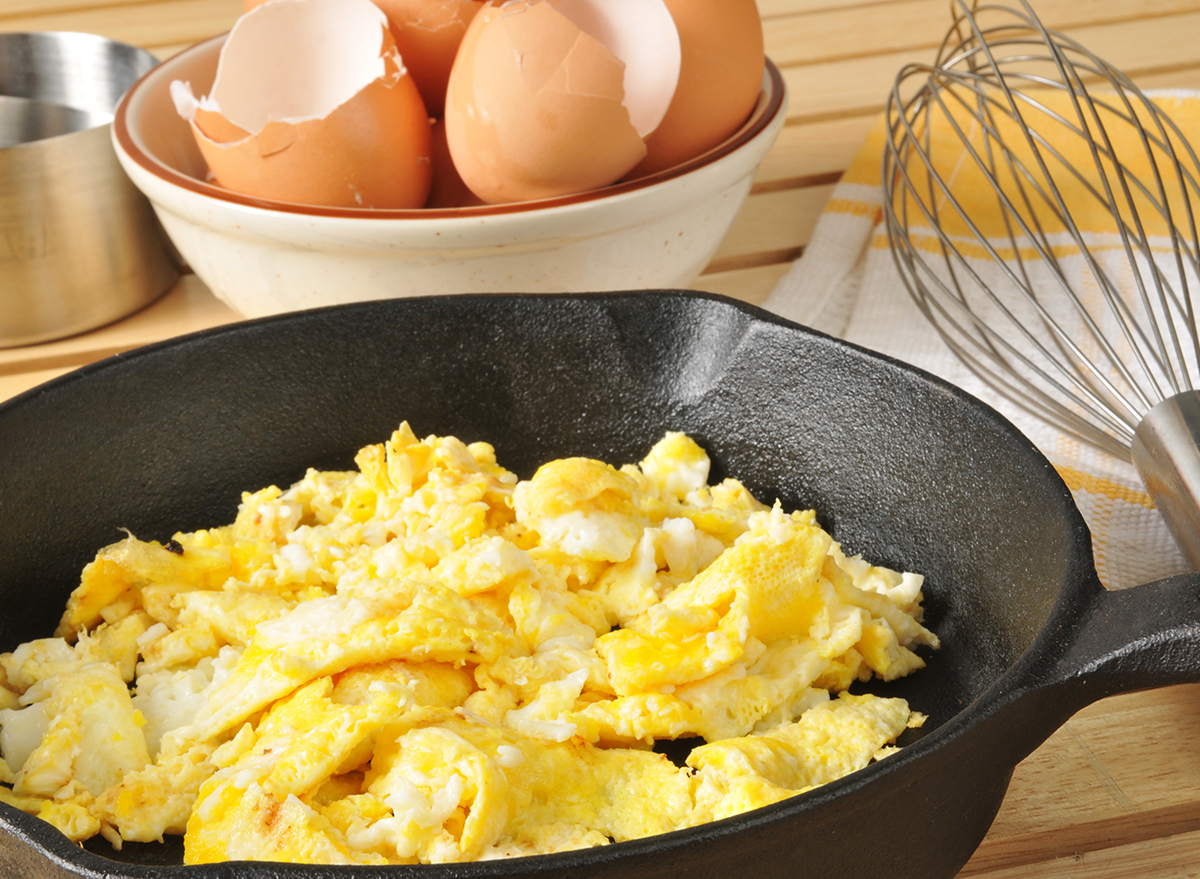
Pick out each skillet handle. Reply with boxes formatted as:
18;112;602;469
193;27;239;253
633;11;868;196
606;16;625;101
1005;572;1200;761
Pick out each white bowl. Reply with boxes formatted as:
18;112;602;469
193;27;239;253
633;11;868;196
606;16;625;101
112;33;787;318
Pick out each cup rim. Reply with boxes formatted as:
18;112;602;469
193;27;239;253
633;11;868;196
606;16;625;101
113;34;786;220
0;31;160;117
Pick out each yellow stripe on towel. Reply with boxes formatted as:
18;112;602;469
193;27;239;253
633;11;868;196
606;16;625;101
1054;464;1155;509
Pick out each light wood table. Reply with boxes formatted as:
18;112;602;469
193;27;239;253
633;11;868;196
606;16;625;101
3;1;1200;876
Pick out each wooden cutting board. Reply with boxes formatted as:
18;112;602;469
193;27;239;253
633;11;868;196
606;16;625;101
964;683;1200;877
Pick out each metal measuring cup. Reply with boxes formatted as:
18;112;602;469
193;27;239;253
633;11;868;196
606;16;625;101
0;32;181;348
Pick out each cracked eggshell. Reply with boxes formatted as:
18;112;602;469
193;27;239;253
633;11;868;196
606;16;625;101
245;0;483;116
628;0;764;178
176;0;433;209
444;0;682;205
373;0;486;116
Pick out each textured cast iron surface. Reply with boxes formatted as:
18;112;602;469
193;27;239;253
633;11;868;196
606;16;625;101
2;291;1199;879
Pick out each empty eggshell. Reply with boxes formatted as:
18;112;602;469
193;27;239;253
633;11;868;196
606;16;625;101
628;0;764;178
244;0;482;116
444;0;681;204
374;0;485;116
174;0;433;209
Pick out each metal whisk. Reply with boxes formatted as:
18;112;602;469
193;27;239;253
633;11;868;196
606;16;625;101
882;0;1200;566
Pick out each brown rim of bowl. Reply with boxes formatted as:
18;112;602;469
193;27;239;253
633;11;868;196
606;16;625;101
113;38;786;219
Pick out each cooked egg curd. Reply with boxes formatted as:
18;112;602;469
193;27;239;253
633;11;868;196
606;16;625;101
0;426;937;864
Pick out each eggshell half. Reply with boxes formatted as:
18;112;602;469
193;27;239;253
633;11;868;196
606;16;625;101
628;0;764;178
373;0;485;116
176;0;433;208
551;0;680;139
444;0;681;204
244;0;482;116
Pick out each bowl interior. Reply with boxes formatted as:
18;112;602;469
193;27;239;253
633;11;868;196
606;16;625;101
116;35;786;218
123;34;215;180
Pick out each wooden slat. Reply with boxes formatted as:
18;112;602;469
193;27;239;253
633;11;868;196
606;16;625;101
0;275;237;378
0;0;915;28
966;827;1200;879
0;0;239;49
0;366;73;402
963;684;1200;875
780;10;1200;123
783;45;932;123
1126;67;1200;91
753;115;878;188
758;0;913;19
691;262;793;306
0;0;873;30
0;0;182;22
707;184;834;272
14;0;1195;77
763;0;1200;68
753;0;897;18
150;40;198;59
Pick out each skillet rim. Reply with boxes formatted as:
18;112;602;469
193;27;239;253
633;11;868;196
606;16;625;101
0;288;1098;875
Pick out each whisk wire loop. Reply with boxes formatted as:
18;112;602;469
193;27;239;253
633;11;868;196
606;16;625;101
950;7;1182;413
886;65;1152;436
885;148;1144;450
983;79;1200;398
883;0;1200;459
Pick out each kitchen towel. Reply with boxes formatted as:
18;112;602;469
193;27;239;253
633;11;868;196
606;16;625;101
765;91;1200;590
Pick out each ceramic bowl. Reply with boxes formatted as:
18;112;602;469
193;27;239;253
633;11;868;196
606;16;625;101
111;34;787;318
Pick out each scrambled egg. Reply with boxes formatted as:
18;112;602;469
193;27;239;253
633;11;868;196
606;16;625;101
0;425;938;863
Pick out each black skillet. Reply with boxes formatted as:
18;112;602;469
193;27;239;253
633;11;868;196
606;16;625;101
2;290;1198;879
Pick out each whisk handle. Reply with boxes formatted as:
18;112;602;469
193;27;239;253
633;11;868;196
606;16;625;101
1132;391;1200;571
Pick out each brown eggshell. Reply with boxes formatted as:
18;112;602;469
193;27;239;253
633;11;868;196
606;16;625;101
182;0;433;209
373;0;485;116
627;0;764;178
193;107;250;144
192;71;433;208
444;1;654;204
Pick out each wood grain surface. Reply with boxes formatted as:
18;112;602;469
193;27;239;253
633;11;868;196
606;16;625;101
2;1;1200;876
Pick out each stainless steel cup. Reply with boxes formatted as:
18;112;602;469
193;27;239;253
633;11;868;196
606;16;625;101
0;32;181;348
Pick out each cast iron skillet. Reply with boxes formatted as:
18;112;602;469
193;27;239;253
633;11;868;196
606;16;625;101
1;291;1198;879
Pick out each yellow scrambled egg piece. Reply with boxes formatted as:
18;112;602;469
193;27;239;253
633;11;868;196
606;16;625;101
0;426;938;862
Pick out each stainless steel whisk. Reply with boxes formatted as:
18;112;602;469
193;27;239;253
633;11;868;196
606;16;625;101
882;0;1200;566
